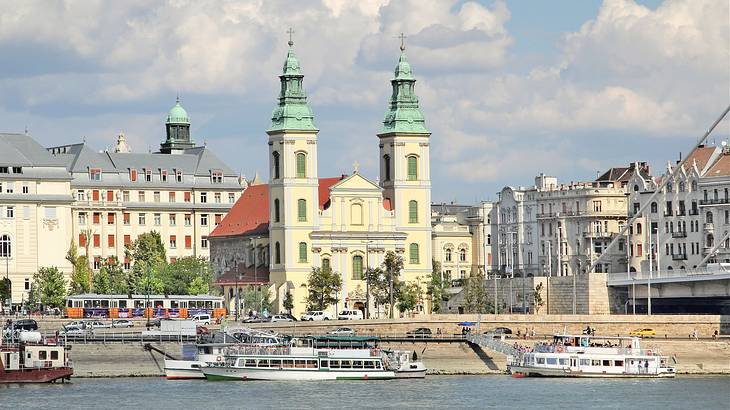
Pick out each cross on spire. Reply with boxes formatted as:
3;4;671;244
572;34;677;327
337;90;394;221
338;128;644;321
287;27;295;46
352;160;360;173
397;32;407;51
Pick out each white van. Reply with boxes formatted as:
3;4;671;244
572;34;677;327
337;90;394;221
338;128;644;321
300;311;332;321
190;313;211;325
337;309;363;320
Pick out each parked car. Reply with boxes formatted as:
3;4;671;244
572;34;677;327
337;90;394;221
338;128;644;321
8;319;39;332
629;328;656;338
270;314;294;322
242;316;271;323
59;325;92;337
191;313;212;325
484;327;513;335
300;311;332;321
337;309;363;321
86;320;111;329
328;327;356;336
281;313;298;321
406;328;432;338
112;319;134;328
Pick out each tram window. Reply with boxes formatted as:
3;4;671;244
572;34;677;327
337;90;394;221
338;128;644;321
93;299;101;307
110;300;117;308
134;300;144;308
205;301;212;309
591;360;601;366
537;358;545;364
67;300;73;308
153;300;163;308
180;301;187;308
546;358;557;365
364;361;375;369
320;360;329;368
271;359;282;368
171;301;179;308
245;359;256;367
119;300;127;309
614;360;624;367
39;351;47;360
580;359;590;366
51;351;59;360
602;360;611;366
330;360;340;369
101;300;109;308
215;302;221;308
295;360;306;368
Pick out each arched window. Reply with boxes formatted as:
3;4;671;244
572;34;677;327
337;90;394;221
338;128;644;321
352;255;363;280
272;151;280;180
679;181;685;192
459;248;466;262
407;156;418;181
322;257;330;272
691;180;697;192
636;223;642;235
408;200;418;223
650;202;657;213
351;203;363;225
298;242;307;263
296;152;306;178
666;183;673;193
383;155;391;182
409;243;419;264
706;211;713;224
445;248;452;262
298;199;307;222
707;234;714;247
633;185;639;192
274;198;280;223
0;234;10;258
274;242;281;264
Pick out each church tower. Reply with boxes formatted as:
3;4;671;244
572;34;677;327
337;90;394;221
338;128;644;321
160;97;195;154
378;42;433;290
267;37;320;309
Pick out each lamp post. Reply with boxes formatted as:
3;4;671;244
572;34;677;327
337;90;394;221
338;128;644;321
234;272;240;322
362;240;374;319
145;264;151;329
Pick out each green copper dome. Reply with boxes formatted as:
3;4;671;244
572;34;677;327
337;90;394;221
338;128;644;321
268;44;318;133
166;98;190;125
381;51;428;134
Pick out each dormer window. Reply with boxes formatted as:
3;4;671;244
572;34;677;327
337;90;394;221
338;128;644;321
130;169;138;182
160;170;168;182
0;167;8;174
89;168;102;181
12;167;22;174
175;170;183;183
144;169;152;182
211;170;223;184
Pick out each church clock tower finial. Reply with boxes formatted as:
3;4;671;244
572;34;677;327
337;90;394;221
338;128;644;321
380;37;428;134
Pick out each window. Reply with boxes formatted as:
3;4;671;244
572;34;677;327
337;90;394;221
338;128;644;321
91;190;99;201
122;191;130;202
22;184;28;194
383;154;391;181
636;243;643;256
161;170;168;182
154;213;161;226
351;203;363;225
184;192;191;203
592;200;602;212
650;202;657;213
272;151;280;179
124;235;131;246
123;213;130;225
200;192;207;203
459;248;466;262
153;191;160;203
78;212;87;225
215;214;222;225
130;169;137;182
93;234;100;248
275;242;281;264
352;255;363;280
185;235;192;249
6;206;14;219
274;199;280;223
91;212;100;224
445;248;452;262
78;234;86;247
322;257;330;271
108;235;115;247
138;191;145;202
0;234;11;258
145;169;152;182
409;243;419;264
214;192;221;203
211;171;223;184
184;214;192;226
706;211;713;224
107;213;115;224
296;152;306;178
298;199;307;222
201;237;208;249
139;213;146;225
407;156;418;181
298;242;307;262
169;236;177;249
176;170;183;183
24;278;29;290
228;193;235;203
89;168;101;181
201;214;208;226
636;223;642;235
4;182;13;194
76;189;85;201
170;214;177;226
408;200;418;223
169;192;176;202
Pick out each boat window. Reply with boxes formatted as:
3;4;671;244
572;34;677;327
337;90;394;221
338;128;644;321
352;360;363;369
330;360;340;369
340;360;352;369
580;359;590;366
39;351;47;360
295;360;306;368
282;359;294;368
51;351;59;360
364;361;375;369
320;360;329;368
602;360;611;366
546;358;557;365
591;360;601;366
271;359;282;368
558;358;568;366
536;357;545;364
375;361;382;369
257;359;269;368
307;360;318;368
614;360;624;367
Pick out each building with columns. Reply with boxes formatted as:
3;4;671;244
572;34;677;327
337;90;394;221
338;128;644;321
210;41;434;317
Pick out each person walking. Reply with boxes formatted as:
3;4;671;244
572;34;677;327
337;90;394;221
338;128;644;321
644;360;649;374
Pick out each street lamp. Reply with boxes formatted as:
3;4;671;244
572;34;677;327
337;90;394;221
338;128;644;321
234;271;240;322
361;240;374;319
145;264;151;329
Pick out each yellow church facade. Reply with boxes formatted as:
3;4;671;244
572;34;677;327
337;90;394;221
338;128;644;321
210;40;432;318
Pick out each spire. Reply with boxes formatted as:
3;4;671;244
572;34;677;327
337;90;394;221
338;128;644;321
161;97;194;153
268;30;317;133
381;41;428;134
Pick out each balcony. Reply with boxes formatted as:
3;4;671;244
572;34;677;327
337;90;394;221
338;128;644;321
677;210;686;216
671;253;687;261
663;210;673;217
699;198;730;205
689;209;699;216
703;223;714;231
671;231;687;238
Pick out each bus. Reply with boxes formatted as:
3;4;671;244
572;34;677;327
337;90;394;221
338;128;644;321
65;293;225;319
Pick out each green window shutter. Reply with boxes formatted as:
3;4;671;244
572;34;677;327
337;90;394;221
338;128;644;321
298;199;306;222
407;156;417;181
296;153;306;178
299;242;307;262
408;200;418;223
352;255;363;280
409;243;419;264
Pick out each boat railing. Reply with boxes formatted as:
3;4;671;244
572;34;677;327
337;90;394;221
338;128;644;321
221;345;292;356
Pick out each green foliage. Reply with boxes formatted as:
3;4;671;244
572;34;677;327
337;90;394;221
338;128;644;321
305;265;342;311
157;256;211;295
93;257;127;294
283;290;294;313
533;282;545;314
66;241;91;294
0;277;11;302
396;281;421;314
427;260;448;313
242;286;272;313
187;276;209;295
126;231;166;293
463;269;489;314
31;266;67;309
370;251;403;318
139;270;164;295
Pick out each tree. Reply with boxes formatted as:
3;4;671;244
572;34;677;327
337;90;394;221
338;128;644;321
126;231;166;293
66;241;91;294
0;277;11;304
157;256;211;295
305;266;342;311
139;270;164;295
427;260;448;313
463;269;489;314
283;290;294;313
31;267;67;309
533;282;545;314
396;281;421;316
382;251;403;318
188;276;209;295
243;286;272;313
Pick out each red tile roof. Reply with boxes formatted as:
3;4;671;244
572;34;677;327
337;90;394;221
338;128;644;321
682;145;716;172
705;153;730;177
209;176;346;238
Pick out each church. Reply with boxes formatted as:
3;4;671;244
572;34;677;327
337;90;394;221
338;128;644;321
209;38;433;317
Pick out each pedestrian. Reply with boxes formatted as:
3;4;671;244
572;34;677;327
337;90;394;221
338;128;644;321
644;360;649;374
713;330;718;340
637;360;643;374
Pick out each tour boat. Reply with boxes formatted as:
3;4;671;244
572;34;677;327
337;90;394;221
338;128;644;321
389;350;427;379
164;328;286;379
508;334;676;378
201;336;397;381
1;332;74;383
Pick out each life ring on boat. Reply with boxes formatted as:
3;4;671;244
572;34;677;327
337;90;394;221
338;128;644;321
647;350;653;356
216;356;223;362
556;346;564;353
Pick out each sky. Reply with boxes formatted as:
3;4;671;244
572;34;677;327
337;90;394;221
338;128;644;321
0;0;728;204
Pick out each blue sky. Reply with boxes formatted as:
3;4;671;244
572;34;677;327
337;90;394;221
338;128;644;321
0;0;727;203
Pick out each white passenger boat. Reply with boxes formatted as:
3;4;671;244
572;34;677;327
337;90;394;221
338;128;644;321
508;334;676;378
389;350;427;379
164;328;286;379
201;336;396;381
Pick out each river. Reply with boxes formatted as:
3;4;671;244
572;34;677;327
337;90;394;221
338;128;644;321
2;376;728;409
